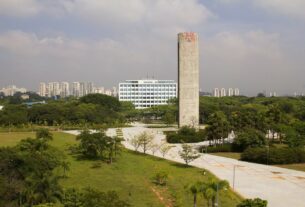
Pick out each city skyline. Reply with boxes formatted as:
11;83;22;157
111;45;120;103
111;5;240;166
0;1;305;96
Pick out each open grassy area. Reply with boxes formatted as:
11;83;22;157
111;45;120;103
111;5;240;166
0;132;242;207
209;152;242;160
276;164;305;172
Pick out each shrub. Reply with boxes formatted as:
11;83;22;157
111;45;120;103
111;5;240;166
199;144;233;153
152;171;168;186
237;198;268;207
241;147;305;165
233;129;266;152
166;126;206;143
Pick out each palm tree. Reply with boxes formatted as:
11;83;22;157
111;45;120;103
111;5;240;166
201;179;229;207
187;183;201;207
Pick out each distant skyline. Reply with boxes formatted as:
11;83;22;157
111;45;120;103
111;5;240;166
0;0;305;96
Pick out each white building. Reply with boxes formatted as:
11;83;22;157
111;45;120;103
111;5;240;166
71;82;80;97
119;80;177;109
220;88;226;97
60;82;70;98
228;88;234;96
213;88;220;97
234;88;240;96
39;82;47;97
0;85;27;96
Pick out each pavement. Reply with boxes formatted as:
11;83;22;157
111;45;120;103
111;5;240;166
64;125;305;207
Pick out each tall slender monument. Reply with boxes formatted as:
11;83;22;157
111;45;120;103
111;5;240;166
178;32;199;128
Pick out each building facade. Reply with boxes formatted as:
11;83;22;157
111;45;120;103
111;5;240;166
0;85;27;96
178;32;200;128
213;88;240;97
118;80;177;109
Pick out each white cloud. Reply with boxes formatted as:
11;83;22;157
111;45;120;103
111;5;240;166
255;0;305;19
0;0;40;17
216;0;305;19
201;30;303;95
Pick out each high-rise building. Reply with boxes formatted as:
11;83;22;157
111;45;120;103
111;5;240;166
228;88;234;96
71;82;80;97
220;88;226;97
178;32;199;128
39;82;47;97
0;85;27;96
213;88;220;97
234;88;240;96
60;82;70;98
119;80;177;109
47;82;60;97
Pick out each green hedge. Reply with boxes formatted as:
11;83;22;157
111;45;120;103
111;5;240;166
199;144;233;153
241;147;305;164
166;127;206;143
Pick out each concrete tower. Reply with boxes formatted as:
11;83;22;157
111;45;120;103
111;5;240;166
178;32;199;128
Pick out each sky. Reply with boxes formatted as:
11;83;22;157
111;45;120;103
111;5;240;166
0;0;304;96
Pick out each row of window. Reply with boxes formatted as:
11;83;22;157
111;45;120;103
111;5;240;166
120;96;174;100
120;84;176;87
133;100;168;103
119;93;176;95
120;88;176;91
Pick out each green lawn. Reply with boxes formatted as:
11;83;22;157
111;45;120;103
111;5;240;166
0;132;242;207
276;164;305;172
209;152;242;160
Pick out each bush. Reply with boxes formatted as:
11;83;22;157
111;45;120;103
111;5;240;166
166;126;206;143
237;198;268;207
233;129;266;152
199;144;233;153
152;171;168;186
241;147;305;165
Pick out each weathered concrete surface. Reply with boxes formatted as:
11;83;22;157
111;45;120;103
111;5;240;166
178;32;199;128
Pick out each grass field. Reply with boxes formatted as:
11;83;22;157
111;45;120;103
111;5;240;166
0;132;242;207
276;164;305;172
209;152;242;160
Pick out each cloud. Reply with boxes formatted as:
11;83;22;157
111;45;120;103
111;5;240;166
0;30;177;88
0;0;40;17
201;30;304;95
216;0;305;19
0;0;213;25
255;0;305;19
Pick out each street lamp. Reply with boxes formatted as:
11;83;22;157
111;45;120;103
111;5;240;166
233;165;236;190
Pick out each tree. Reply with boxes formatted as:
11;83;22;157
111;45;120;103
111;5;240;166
76;130;108;159
130;136;141;152
150;143;160;155
237;198;268;207
179;143;200;165
79;94;121;112
36;128;53;141
159;144;172;158
206;112;230;145
137;132;154;154
233;129;267;151
187;183;201;207
163;111;175;126
200;179;229;207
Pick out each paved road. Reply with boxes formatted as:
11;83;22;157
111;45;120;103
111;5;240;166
65;126;305;207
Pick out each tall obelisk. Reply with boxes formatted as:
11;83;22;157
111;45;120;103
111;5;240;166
178;32;199;128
